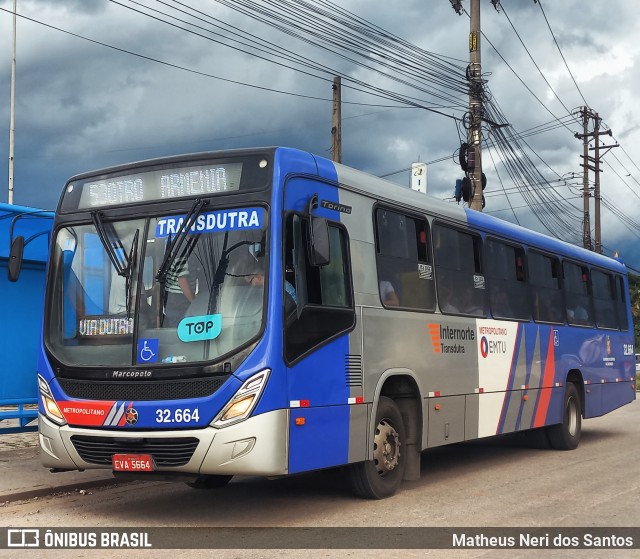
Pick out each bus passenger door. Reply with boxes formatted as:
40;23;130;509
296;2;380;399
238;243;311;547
282;176;364;474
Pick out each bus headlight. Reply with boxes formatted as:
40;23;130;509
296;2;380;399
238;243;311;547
38;375;67;426
213;369;270;427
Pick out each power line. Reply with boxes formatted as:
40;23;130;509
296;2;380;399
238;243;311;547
607;150;640;189
0;6;445;111
501;3;572;115
106;0;468;120
483;137;519;224
479;28;575;136
537;0;588;106
378;154;451;178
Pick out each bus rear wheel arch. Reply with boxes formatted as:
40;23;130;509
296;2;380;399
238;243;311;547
348;396;407;499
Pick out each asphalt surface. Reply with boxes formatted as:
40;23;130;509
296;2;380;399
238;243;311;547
0;422;119;502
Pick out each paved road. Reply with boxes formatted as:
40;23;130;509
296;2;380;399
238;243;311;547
1;400;639;559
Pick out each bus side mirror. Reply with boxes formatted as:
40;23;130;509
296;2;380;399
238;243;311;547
8;235;25;282
309;215;330;267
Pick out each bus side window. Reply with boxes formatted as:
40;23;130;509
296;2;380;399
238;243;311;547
433;224;486;316
616;275;629;331
563;262;593;326
529;250;563;324
374;208;435;311
284;214;355;363
486;239;529;320
591;269;617;329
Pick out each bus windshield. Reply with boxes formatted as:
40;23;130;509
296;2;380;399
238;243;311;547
45;207;267;368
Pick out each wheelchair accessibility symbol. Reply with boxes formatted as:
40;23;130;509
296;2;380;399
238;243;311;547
137;338;159;364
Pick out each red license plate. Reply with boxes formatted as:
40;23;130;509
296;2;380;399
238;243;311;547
112;453;154;472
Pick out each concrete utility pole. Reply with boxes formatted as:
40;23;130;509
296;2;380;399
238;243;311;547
468;0;483;211
575;107;618;253
575;107;617;253
578;108;592;250
593;113;602;254
450;0;500;211
330;76;342;163
8;0;17;205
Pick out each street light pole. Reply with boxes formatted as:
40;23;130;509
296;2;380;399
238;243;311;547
8;0;17;205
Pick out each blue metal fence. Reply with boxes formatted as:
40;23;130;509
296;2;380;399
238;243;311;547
0;203;53;433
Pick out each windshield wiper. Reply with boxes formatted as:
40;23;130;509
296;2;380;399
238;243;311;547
123;228;140;318
91;211;130;278
155;198;208;284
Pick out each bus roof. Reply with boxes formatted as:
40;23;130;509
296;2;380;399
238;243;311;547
464;209;626;272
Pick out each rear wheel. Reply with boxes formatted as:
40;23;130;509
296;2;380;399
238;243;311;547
547;382;582;450
186;475;233;490
348;396;406;499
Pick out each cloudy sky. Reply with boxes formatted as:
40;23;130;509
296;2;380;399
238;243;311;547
1;0;640;268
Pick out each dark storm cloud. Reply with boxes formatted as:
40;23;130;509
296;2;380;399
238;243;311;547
0;0;108;15
0;0;639;264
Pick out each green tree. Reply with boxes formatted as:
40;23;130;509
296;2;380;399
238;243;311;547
628;273;640;350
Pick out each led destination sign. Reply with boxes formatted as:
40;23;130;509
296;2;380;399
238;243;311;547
75;162;243;209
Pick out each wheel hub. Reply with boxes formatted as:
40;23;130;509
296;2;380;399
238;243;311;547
373;419;400;475
567;397;578;437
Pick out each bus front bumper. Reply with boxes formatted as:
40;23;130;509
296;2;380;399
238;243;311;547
38;409;289;477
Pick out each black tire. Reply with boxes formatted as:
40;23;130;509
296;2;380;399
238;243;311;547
348;396;406;499
186;475;233;490
547;382;582;450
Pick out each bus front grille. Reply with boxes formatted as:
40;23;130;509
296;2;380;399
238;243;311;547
70;435;199;467
58;375;230;401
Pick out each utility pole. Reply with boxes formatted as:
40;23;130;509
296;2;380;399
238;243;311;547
578;108;592;250
575;107;617;253
590;113;617;254
330;76;342;163
593;113;601;254
468;0;483;211
450;0;500;211
8;0;17;205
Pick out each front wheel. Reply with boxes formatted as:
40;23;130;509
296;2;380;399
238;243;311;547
547;382;582;450
348;396;406;499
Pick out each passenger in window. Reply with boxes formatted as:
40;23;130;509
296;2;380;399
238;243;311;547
284;266;298;315
534;294;558;322
491;290;509;316
515;256;525;281
245;270;265;287
234;261;266;319
459;289;484;315
438;283;459;314
380;279;399;306
567;298;589;324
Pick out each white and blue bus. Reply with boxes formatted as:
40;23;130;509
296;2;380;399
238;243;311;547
23;147;635;498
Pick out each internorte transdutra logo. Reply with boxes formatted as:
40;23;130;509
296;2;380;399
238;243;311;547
428;323;475;354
